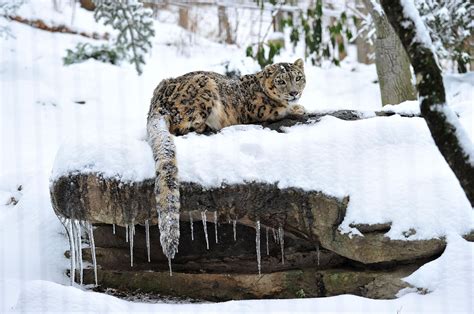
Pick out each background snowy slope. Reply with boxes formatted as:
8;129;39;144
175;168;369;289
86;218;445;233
1;1;473;313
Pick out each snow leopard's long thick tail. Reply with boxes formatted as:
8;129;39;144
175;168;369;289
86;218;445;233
147;112;180;262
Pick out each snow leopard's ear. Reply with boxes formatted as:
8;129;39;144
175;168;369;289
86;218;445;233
263;64;276;78
294;58;304;70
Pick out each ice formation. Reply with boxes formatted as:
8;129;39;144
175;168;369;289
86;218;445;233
129;223;135;267
86;222;98;286
189;212;194;241
278;225;285;265
65;219;76;285
214;211;218;244
73;221;83;285
272;228;278;244
233;219;237;242
201;211;209;250
265;227;269;255
256;220;261;275
60;217;98;287
145;219;151;262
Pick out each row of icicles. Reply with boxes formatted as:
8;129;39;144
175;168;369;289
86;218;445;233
60;210;287;286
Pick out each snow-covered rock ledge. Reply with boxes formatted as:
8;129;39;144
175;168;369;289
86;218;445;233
49;111;473;300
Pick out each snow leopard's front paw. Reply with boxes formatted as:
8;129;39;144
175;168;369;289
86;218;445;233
288;104;306;116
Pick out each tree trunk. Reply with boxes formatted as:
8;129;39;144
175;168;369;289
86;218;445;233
362;0;417;106
380;0;474;207
79;0;95;11
217;5;234;44
178;6;189;31
355;0;375;65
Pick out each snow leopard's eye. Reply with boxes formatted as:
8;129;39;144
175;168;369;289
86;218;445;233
296;75;303;82
276;79;286;85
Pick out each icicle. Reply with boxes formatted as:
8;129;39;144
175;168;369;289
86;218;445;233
129;223;135;267
87;222;98;286
145;219;151;262
266;227;269;255
278;225;285;265
256;220;261;275
232;219;237;242
71;220;82;285
272;228;278;243
189;212;194;241
168;257;173;276
74;220;83;285
71;221;79;270
112;224;116;235
317;243;320;266
201;211;209;250
125;225;129;243
214;211;218;244
67;219;76;285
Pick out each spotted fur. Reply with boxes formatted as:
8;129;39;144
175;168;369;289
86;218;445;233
147;59;306;260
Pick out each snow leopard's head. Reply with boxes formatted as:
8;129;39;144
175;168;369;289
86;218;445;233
261;59;306;104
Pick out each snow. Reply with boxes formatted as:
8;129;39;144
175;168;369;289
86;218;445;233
400;234;474;309
400;0;435;51
1;1;473;312
16;0;113;35
50;133;155;184
370;0;384;16
382;100;420;115
53;114;474;239
431;104;474;165
50;112;473;240
11;235;473;313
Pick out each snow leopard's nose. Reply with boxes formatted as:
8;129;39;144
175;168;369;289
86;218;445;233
289;91;298;97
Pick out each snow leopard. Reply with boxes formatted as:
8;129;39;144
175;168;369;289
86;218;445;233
146;59;306;261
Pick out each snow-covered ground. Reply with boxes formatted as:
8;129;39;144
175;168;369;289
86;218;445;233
1;1;473;313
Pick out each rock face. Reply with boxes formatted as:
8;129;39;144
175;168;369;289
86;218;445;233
51;173;446;301
51;174;446;266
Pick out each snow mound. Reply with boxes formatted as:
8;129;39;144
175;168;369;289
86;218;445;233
50;133;155;184
51;115;473;241
382;100;420;115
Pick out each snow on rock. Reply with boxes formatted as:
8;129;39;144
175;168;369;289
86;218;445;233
50;133;155;184
51;114;473;241
381;100;420;115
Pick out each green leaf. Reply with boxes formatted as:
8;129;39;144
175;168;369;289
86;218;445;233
246;46;254;58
